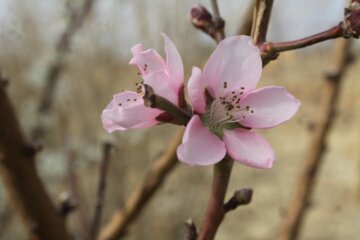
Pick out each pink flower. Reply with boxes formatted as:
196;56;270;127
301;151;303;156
178;36;300;168
101;34;300;169
101;33;184;132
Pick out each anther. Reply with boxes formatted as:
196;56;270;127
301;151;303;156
223;82;227;88
241;87;245;90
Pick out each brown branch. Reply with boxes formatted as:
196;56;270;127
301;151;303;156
98;129;184;240
90;142;113;240
251;0;274;45
32;0;96;140
198;156;234;240
277;39;352;240
259;25;344;65
210;0;225;42
259;1;360;65
67;152;91;240
0;72;69;240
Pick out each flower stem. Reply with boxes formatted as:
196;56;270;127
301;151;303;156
198;156;234;240
143;84;191;125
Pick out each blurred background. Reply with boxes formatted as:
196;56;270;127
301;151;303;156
0;0;360;239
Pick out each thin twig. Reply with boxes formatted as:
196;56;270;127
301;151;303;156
259;25;343;65
277;39;352;240
0;71;69;240
32;0;96;140
259;1;360;65
68;152;91;240
98;129;184;240
210;0;225;41
90;142;113;240
251;0;274;45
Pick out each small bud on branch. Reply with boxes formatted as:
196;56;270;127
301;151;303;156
190;4;225;42
184;219;198;240
224;188;253;212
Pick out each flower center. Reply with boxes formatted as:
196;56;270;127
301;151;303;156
201;90;254;136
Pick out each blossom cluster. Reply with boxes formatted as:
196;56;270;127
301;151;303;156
102;33;300;168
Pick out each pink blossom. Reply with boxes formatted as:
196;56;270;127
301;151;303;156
179;36;300;168
101;33;184;131
101;34;300;169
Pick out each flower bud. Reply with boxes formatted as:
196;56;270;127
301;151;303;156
343;0;360;38
190;4;212;30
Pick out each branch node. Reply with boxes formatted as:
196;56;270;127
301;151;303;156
224;188;253;213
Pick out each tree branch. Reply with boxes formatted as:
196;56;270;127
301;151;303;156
0;72;69;240
32;0;96;140
90;142;113;240
259;1;360;65
198;156;234;240
251;0;274;45
277;39;352;240
98;129;184;240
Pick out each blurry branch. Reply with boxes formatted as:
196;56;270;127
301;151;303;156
67;152;92;240
184;219;198;240
259;1;360;65
32;0;96;140
251;0;274;44
98;129;184;240
277;39;353;240
224;188;253;213
0;71;69;240
90;142;113;240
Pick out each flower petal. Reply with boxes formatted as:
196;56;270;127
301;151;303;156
177;115;226;166
129;44;166;76
223;129;274;169
144;71;179;105
238;86;301;129
187;67;206;114
203;35;262;98
101;91;162;132
162;33;184;90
